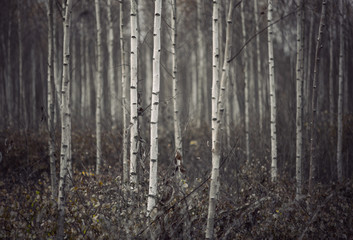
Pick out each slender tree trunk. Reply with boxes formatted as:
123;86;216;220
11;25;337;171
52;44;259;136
211;1;219;160
107;0;118;129
31;49;37;128
17;0;27;130
130;0;139;189
80;23;85;119
171;0;183;180
95;0;103;175
295;0;304;199
57;0;73;238
336;0;344;182
309;0;326;193
206;1;233;238
120;0;129;184
145;46;152;106
329;23;334;126
3;21;12;126
47;0;57;200
192;51;197;118
206;1;220;237
53;9;61;127
85;29;91;124
305;15;314;119
232;62;240;126
196;0;205;127
241;0;250;165
267;0;278;182
147;0;162;215
254;0;263;133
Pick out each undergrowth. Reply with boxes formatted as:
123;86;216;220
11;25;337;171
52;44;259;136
0;129;352;239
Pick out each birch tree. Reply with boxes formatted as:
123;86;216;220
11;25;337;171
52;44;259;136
206;0;234;238
329;23;335;126
295;0;304;198
120;0;129;183
254;0;263;132
17;0;27;130
241;0;250;164
171;0;183;180
80;22;85;119
309;0;326;193
57;0;73;238
267;0;278;182
130;0;139;189
107;0;118;129
95;0;103;175
47;0;57;200
147;0;162;215
196;0;206;127
336;0;344;182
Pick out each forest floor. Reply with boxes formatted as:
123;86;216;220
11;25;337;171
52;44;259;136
0;129;352;239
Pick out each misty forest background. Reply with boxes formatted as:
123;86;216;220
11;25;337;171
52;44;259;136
0;0;353;239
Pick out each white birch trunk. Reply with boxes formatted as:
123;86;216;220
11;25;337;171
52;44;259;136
206;1;233;238
211;1;219;155
107;0;118;129
254;0;263;132
309;0;326;193
57;0;73;238
267;0;278;182
47;0;57;200
171;0;183;179
295;0;304;198
336;0;344;182
241;1;250;165
95;0;103;175
120;0;129;183
147;0;162;215
130;0;139;189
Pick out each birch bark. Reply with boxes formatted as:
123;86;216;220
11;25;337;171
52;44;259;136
336;0;344;182
171;0;183;179
267;0;278;182
147;0;162;215
57;0;73;238
295;0;304;198
47;0;57;200
309;0;326;193
241;1;250;165
120;0;129;183
206;1;234;238
95;0;103;175
130;0;139;189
